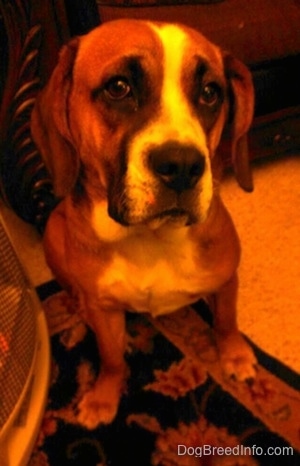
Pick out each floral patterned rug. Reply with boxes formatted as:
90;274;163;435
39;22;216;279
29;283;300;466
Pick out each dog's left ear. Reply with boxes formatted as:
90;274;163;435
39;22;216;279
224;53;255;192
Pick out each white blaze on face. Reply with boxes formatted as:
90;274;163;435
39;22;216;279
125;24;214;222
149;24;207;145
125;24;214;223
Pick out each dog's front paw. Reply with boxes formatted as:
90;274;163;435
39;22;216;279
77;389;118;429
77;373;124;429
217;332;257;382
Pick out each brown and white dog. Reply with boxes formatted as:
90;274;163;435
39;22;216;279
31;19;257;429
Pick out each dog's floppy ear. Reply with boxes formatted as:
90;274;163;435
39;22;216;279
31;38;80;198
224;53;255;192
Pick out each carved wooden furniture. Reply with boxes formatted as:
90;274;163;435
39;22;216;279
0;0;70;229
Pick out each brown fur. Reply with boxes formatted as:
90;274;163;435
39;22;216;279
31;19;256;429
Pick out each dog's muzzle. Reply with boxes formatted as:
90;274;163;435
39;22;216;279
149;141;205;193
108;141;208;227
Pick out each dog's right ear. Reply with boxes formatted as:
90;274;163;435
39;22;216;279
223;53;255;192
31;38;80;198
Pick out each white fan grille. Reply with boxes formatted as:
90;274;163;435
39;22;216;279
0;220;37;430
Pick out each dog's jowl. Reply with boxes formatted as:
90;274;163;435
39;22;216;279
31;19;257;429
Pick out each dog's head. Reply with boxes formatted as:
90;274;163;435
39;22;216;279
31;20;254;229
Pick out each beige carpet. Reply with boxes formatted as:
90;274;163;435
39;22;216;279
221;153;300;374
1;154;299;374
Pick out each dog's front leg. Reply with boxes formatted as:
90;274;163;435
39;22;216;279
212;273;257;382
77;300;127;429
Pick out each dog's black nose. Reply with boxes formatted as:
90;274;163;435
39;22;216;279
149;142;205;193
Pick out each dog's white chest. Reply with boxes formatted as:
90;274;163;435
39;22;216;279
97;227;210;315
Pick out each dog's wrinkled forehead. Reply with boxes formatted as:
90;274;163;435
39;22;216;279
74;21;159;83
74;19;225;89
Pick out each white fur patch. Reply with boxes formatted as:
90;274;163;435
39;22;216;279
96;224;206;315
125;24;213;222
92;200;129;242
148;24;207;146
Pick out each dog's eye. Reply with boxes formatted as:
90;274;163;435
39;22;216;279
200;83;220;106
104;78;132;100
